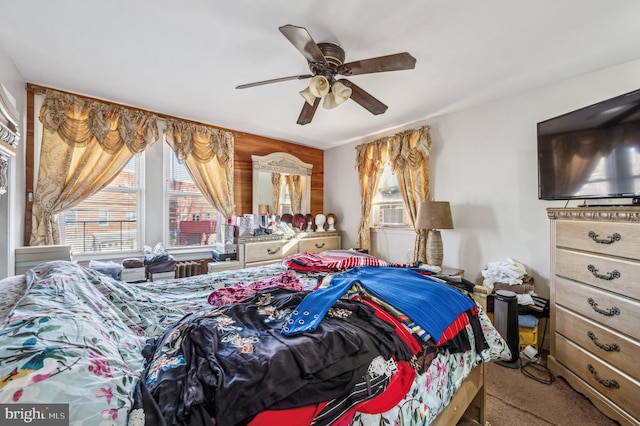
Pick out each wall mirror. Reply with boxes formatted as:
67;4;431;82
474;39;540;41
252;152;312;215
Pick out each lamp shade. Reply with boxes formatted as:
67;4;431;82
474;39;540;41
415;201;453;230
308;75;330;97
299;87;316;106
323;81;352;109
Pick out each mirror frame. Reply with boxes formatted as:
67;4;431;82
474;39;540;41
252;152;313;215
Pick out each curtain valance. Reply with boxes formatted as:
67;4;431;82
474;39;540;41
37;89;158;154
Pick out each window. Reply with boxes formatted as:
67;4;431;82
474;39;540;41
371;162;409;227
280;184;292;214
61;156;142;254
165;147;219;248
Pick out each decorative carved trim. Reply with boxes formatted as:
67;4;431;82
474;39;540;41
547;207;640;223
252;152;313;176
0;84;19;156
0;122;18;147
0;153;8;195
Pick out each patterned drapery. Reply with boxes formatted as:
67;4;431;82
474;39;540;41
355;126;431;261
30;89;159;246
271;172;282;215
165;119;235;219
286;174;303;214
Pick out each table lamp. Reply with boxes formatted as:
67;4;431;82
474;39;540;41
415;201;453;267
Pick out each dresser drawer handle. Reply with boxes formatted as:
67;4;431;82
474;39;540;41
314;242;326;249
588;364;620;389
587;298;620;317
587;331;620;352
266;247;281;255
588;231;621;245
587;264;621;281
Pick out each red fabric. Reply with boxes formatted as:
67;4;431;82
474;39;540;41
249;402;327;426
435;305;478;345
282;250;389;273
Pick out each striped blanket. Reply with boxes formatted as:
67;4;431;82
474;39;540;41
282;249;390;272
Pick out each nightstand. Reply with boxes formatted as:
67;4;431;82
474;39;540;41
441;267;464;278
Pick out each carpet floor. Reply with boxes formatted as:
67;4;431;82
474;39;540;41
476;360;620;426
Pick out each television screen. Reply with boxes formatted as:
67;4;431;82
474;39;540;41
537;88;640;202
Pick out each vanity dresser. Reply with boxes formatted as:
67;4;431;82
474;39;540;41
547;206;640;425
237;231;341;268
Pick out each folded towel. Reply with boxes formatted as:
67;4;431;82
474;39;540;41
518;314;539;328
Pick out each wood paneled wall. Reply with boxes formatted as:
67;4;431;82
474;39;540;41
233;131;324;216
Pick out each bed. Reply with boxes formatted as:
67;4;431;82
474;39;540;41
0;252;509;426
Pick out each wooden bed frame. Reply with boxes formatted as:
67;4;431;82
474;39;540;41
432;363;486;426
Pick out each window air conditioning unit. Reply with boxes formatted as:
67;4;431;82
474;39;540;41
379;206;405;226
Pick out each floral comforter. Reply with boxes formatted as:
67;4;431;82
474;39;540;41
0;261;508;426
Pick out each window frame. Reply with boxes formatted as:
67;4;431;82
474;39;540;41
370;162;411;228
162;142;220;252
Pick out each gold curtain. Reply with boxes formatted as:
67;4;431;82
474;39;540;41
388;126;432;263
271;172;282;214
355;140;388;251
354;126;431;259
286;174;303;214
165;119;235;219
30;89;159;246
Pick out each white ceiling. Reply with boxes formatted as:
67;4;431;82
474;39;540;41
2;1;640;150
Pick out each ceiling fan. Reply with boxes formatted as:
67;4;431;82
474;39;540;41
236;25;417;125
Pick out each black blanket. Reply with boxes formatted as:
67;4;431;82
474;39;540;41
134;288;412;426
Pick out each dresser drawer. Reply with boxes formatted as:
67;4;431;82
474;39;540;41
556;276;640;341
556;248;640;301
556;220;640;260
244;240;298;264
298;236;340;254
556;306;640;382
555;335;640;419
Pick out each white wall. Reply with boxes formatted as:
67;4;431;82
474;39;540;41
325;58;640;298
0;42;26;278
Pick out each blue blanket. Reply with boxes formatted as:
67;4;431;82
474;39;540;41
282;266;476;341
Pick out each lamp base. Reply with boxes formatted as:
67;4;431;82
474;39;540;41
426;230;443;267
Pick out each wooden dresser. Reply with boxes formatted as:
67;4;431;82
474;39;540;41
237;231;341;268
547;207;640;426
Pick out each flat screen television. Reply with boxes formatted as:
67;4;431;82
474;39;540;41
537;88;640;204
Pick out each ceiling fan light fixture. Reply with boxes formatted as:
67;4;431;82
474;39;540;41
323;82;352;109
308;75;330;97
299;87;317;106
332;81;352;104
239;25;416;123
323;92;338;109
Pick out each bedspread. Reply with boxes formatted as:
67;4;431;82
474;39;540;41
0;261;316;425
0;260;509;426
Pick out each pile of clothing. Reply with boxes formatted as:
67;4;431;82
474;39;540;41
481;258;547;328
481;258;534;296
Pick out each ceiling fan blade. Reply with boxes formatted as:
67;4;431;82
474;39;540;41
297;97;321;125
337;79;388;115
279;25;328;66
236;74;312;89
338;52;416;76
